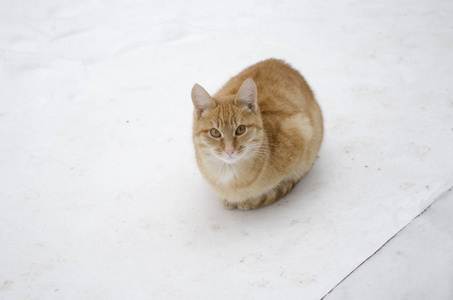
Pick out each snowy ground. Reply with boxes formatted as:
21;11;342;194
1;1;452;299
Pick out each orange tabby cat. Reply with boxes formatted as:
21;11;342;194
191;58;323;210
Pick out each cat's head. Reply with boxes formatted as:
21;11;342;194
191;78;264;164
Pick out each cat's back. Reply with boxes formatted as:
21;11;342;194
214;59;318;118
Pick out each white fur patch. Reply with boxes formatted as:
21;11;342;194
211;162;237;185
284;113;313;141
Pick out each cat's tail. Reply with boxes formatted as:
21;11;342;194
237;179;298;210
262;179;298;206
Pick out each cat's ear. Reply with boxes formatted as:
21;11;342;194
235;78;257;113
191;84;215;119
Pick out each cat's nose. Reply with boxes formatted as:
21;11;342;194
225;148;235;156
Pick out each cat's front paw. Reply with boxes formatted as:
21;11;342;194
237;200;261;211
237;202;253;210
221;199;237;210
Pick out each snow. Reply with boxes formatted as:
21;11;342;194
1;0;452;299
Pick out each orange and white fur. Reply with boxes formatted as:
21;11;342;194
191;59;323;210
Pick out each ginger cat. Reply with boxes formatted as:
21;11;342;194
191;59;323;210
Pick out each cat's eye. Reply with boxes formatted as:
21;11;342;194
210;128;221;138
235;125;246;136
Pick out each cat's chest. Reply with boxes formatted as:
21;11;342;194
210;163;238;186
